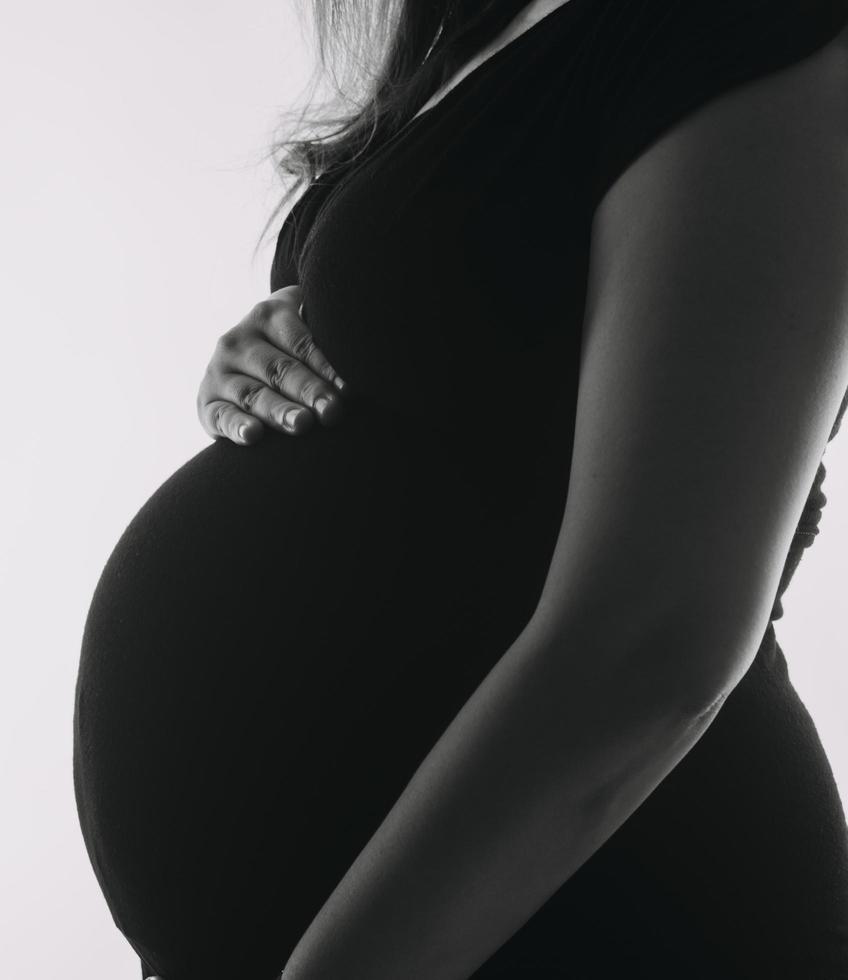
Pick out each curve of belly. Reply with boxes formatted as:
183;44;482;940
72;398;848;979
72;401;552;980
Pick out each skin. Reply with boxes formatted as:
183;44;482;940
291;29;848;980
196;1;581;443
196;283;349;443
411;0;577;122
187;12;848;980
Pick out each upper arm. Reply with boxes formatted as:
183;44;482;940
533;29;848;704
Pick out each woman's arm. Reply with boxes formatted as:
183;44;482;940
282;34;848;980
282;614;723;980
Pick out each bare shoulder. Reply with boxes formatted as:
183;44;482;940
532;28;848;706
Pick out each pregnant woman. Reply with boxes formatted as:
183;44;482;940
74;1;848;977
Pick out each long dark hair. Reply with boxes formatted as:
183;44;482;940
252;0;537;263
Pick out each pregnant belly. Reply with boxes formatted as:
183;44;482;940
73;398;558;977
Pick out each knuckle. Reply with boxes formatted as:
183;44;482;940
265;355;296;391
252;298;274;322
233;379;265;412
215;330;240;356
290;331;316;362
211;402;229;432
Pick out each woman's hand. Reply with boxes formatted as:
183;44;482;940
196;284;348;445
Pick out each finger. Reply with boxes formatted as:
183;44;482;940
236;336;345;426
199;398;267;445
258;302;348;394
241;384;320;436
198;369;262;444
214;373;317;436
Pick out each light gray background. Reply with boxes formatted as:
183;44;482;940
2;2;846;977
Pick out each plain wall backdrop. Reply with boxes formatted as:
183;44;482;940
2;2;847;977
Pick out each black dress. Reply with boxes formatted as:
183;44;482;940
73;2;848;977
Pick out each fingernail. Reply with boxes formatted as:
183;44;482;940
333;375;347;393
314;396;330;418
238;423;248;440
284;408;302;429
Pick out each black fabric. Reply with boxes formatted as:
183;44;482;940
74;2;848;978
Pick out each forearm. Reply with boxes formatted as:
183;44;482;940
282;615;729;980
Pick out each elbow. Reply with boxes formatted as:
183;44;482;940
527;594;762;726
627;613;755;721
